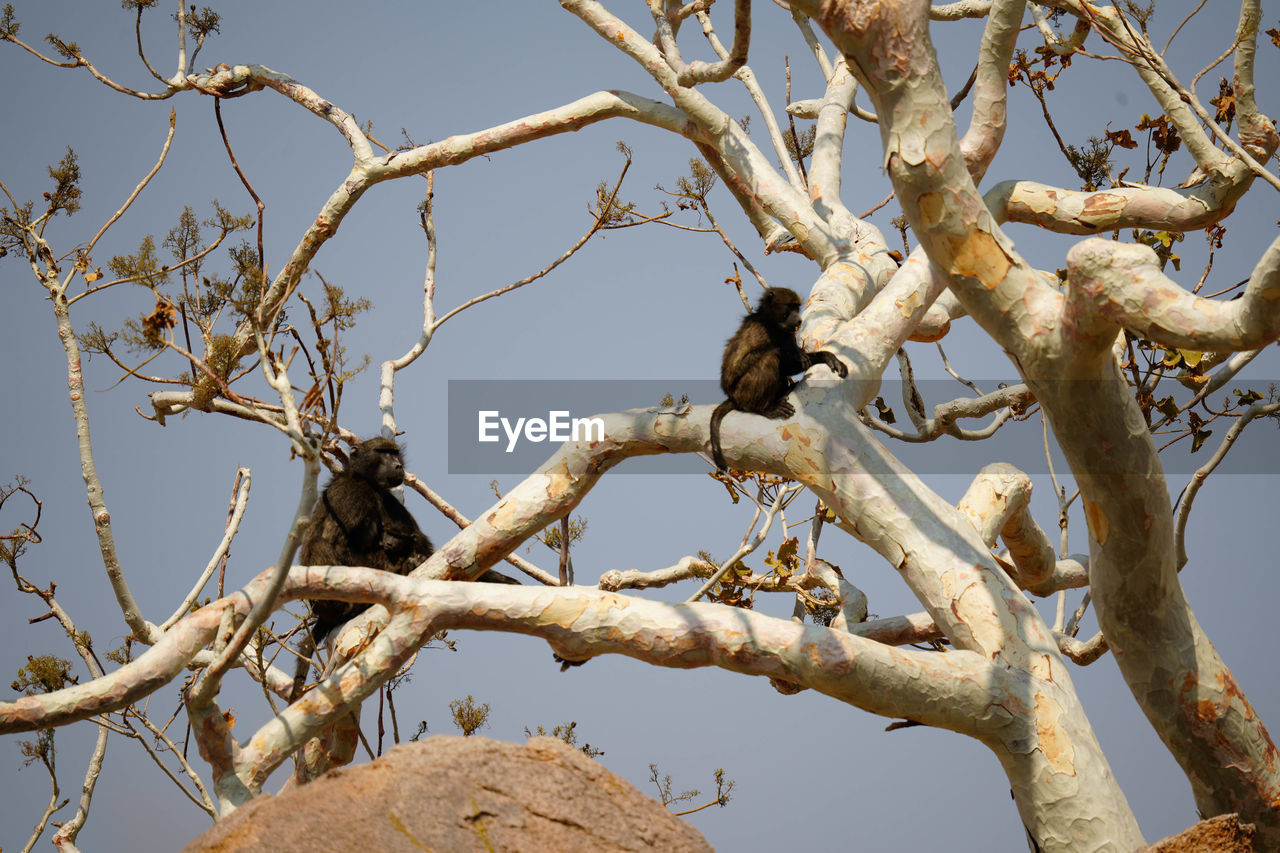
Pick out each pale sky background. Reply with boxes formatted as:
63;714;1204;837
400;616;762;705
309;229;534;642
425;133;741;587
1;2;1278;850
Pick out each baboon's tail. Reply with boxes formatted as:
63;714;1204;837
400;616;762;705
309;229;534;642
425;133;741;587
709;399;736;471
288;628;318;704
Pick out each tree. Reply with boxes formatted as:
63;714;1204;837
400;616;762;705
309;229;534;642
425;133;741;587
1;1;1278;850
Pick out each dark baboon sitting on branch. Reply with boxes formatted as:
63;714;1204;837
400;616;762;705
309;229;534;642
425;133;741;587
709;287;847;471
289;436;514;701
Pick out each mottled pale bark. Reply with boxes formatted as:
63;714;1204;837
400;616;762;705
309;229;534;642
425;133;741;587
0;394;1135;844
563;0;845;264
7;2;1276;847
955;0;1021;179
788;0;1280;844
987;177;1265;235
987;0;1277;233
958;463;1089;596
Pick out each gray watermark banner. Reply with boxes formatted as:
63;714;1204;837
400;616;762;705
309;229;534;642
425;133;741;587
448;380;715;475
446;379;1278;476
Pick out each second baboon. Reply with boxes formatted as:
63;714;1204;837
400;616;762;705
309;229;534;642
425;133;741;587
709;287;847;470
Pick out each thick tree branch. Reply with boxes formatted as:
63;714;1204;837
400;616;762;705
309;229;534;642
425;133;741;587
788;0;1277;842
1064;234;1280;353
957;0;1022;180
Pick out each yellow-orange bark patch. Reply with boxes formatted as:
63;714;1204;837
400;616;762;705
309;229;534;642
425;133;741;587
898;286;924;317
917;192;946;227
541;596;588;627
948;230;1012;290
1034;693;1077;776
1082;498;1109;545
1078;193;1125;228
1011;184;1057;215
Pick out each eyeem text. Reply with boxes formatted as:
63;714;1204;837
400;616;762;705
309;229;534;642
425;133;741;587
477;410;606;453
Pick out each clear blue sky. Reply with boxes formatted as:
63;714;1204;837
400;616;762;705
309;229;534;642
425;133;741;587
1;2;1277;849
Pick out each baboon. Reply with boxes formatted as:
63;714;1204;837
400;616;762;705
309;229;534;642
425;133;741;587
709;287;847;471
289;437;514;701
289;437;428;701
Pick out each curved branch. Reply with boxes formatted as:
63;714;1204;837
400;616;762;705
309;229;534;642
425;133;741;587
1175;399;1280;569
957;0;1023;180
1230;0;1277;162
1055;630;1108;665
1064;234;1280;353
376;90;696;180
187;64;372;161
681;0;752;86
862;384;1033;443
957;463;1089;596
693;8;804;193
987;174;1266;235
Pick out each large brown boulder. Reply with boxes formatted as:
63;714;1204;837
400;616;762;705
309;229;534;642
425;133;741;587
183;735;714;852
1137;813;1254;853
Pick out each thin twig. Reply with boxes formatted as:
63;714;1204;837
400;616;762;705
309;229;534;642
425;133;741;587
214;97;266;275
687;485;799;603
85;110;176;254
1175;400;1280;568
162;468;252;630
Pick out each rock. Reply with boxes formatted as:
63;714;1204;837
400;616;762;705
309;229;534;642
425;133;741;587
1136;813;1254;853
182;735;714;852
